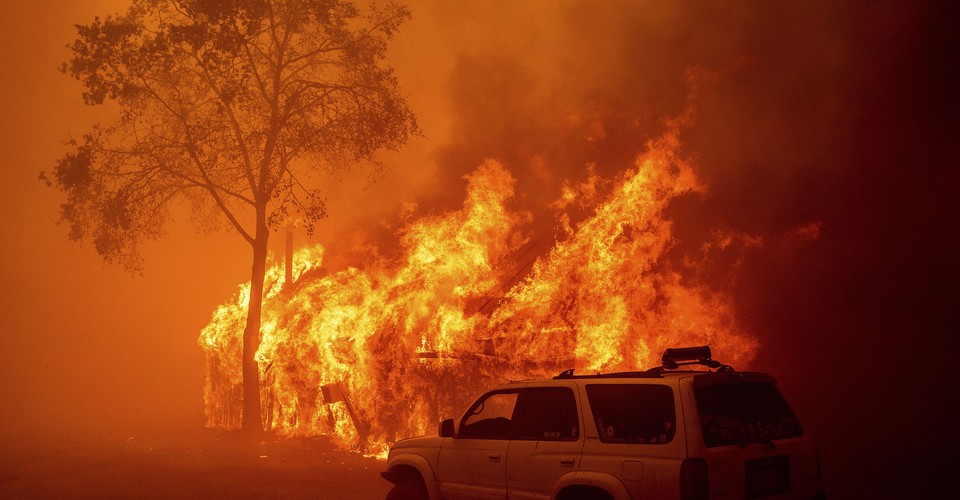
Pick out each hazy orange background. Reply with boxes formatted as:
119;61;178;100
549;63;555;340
0;0;460;437
1;1;957;498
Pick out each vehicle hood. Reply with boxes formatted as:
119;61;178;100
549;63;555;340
391;435;443;451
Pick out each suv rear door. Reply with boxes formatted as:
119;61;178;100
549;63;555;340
505;385;583;500
577;381;688;499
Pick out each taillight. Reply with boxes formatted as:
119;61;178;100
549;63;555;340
680;458;709;500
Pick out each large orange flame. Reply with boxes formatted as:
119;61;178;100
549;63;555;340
198;122;758;455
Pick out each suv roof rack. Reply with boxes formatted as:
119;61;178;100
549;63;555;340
553;367;664;379
553;346;734;380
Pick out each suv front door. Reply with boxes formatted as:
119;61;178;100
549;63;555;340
438;389;520;500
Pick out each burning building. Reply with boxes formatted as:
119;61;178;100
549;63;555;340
198;117;758;456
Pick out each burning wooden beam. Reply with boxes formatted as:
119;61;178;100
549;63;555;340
321;381;369;452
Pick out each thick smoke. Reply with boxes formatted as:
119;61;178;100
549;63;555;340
4;0;951;498
394;0;857;272
369;1;958;497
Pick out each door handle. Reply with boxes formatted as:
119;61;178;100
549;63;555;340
560;459;575;467
488;454;501;462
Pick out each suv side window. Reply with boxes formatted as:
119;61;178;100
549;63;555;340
459;390;520;439
586;384;676;444
515;387;579;441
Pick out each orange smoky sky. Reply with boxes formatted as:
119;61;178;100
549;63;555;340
0;1;957;498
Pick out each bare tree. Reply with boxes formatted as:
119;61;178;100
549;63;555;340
44;0;418;433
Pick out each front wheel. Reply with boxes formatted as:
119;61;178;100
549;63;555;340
385;478;428;500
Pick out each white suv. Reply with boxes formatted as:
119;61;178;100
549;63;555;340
382;346;825;500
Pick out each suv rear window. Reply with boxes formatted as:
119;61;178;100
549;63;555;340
585;384;676;444
694;380;803;448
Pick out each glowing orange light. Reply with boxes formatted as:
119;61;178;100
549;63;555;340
198;127;758;454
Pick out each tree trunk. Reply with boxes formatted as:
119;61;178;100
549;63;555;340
241;221;270;433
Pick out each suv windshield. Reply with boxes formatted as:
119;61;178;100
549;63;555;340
586;384;676;444
694;378;803;448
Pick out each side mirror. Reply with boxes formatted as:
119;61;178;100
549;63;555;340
438;418;455;438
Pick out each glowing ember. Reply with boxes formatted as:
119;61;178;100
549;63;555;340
198;123;758;454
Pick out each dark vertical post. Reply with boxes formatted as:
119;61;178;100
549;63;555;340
285;223;294;288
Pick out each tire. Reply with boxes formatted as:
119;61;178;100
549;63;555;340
557;486;613;500
385;478;428;500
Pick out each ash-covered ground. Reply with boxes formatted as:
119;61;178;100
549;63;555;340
0;428;390;499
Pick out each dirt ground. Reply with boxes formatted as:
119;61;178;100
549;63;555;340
0;428;393;499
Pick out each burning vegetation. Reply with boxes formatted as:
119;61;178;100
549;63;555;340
198;116;758;456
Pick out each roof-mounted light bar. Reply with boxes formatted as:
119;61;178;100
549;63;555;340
553;346;734;379
661;346;722;370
